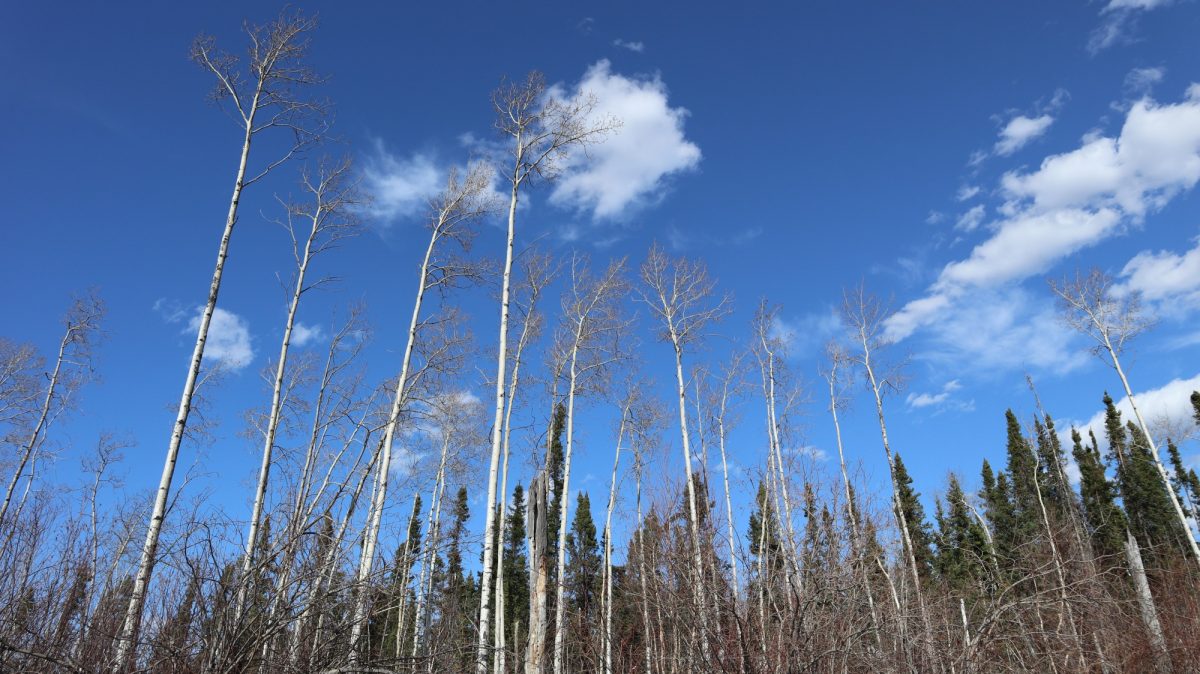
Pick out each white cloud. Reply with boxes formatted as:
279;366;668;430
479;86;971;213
956;185;981;202
1125;66;1166;96
1117;234;1200;304
769;310;842;358
995;114;1055;156
912;288;1088;376
612;38;645;53
361;141;442;222
906;379;963;409
1090;0;1173;53
153;298;188;324
189;307;254;371
888;89;1200;344
955;204;986;232
1072;373;1200;453
926;210;946;225
291;322;324;348
549;60;701;220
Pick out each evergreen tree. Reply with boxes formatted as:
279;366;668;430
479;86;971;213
565;492;601;616
1034;415;1071;515
1192;390;1200;425
435;486;476;671
1166;440;1200;521
892;453;935;582
1003;410;1040;544
748;480;784;574
1070;428;1126;561
936;474;989;591
503;483;530;657
1125;421;1188;555
981;459;1016;565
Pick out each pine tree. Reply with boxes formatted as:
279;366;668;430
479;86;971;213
564;492;601;669
1191;390;1200;425
503;483;530;657
1034;415;1071;515
748;480;784;574
892;453;935;582
936;474;989;592
436;486;476;671
981;459;1016;565
1070;428;1126;562
1126;422;1188;555
1003;410;1040;544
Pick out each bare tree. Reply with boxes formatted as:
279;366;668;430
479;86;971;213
842;285;939;670
476;71;619;674
114;12;327;669
348;164;494;662
1;294;103;527
549;257;630;674
1050;268;1200;568
638;243;731;667
233;158;360;626
491;252;555;674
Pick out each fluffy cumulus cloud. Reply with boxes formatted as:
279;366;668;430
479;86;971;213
549;60;701;220
994;114;1055;156
361;141;442;222
1070;373;1200;453
1115;235;1200;305
189;307;254;371
290;322;325;348
887;87;1200;348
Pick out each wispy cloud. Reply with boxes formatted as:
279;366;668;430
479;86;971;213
1090;0;1174;54
906;379;974;412
361;140;442;223
955;204;986;232
291;322;325;348
994;114;1055;156
612;38;645;53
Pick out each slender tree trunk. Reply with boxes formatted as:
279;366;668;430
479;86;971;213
412;434;452;666
235;221;318;623
1104;338;1200;567
0;320;73;525
635;458;654;674
348;226;441;660
715;389;748;673
858;341;939;671
668;342;712;664
478;175;521;674
114;100;259;671
552;319;586;674
1125;529;1172;674
825;364;882;651
601;412;628;674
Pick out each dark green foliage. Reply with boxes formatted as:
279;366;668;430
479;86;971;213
936;474;990;591
892;453;935;582
980;459;1016;564
1125;422;1188;555
1003;410;1041;544
748;480;784;573
503;484;530;656
565;492;601;615
1071;428;1126;562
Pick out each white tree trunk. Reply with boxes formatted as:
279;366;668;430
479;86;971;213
113;103;259;671
0;320;73;524
477;178;520;674
601;412;628;674
1105;337;1200;568
235;222;317;622
552;321;585;674
348;227;440;660
669;342;712;664
1125;529;1172;674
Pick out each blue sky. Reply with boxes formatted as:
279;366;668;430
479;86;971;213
3;1;1200;553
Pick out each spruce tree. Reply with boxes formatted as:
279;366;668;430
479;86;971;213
1070;428;1126;561
1003;410;1040;544
1126;422;1188;555
892;453;935;582
980;459;1016;565
936;474;989;592
503;484;530;656
748;480;783;574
